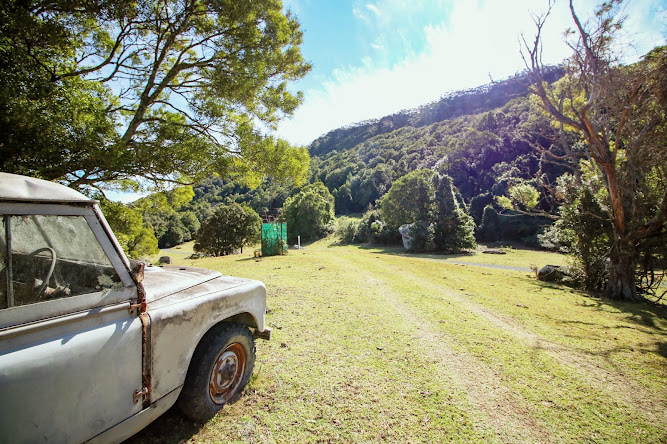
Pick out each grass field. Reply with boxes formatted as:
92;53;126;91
127;239;667;443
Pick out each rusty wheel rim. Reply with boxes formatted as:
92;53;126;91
209;342;246;405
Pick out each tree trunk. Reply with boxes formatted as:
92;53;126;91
606;238;639;301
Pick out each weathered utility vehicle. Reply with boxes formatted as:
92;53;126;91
0;173;271;443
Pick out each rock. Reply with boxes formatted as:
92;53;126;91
158;256;171;264
482;249;506;255
398;224;413;250
538;265;564;282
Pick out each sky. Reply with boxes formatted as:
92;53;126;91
276;0;667;146
107;0;666;202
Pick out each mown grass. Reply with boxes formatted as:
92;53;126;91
129;238;667;443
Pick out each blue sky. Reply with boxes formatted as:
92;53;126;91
107;0;666;202
276;0;667;146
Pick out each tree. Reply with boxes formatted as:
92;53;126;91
523;0;667;300
432;174;476;252
99;198;159;259
0;0;311;193
135;186;196;247
380;169;435;229
179;211;201;241
194;203;261;256
282;182;335;243
497;183;540;212
538;168;611;290
478;205;501;242
380;170;475;253
160;215;187;248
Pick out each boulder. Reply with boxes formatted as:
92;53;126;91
538;265;564;282
482;249;506;255
158;256;172;264
398;224;413;250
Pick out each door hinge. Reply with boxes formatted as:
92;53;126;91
133;386;149;404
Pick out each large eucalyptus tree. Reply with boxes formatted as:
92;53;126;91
523;0;666;300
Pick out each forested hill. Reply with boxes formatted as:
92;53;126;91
138;68;567;250
308;67;563;157
308;67;570;245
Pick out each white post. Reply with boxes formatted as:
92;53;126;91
298;235;301;249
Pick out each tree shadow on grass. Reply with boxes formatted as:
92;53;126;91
533;280;667;359
575;293;667;328
326;242;477;261
122;405;203;444
533;279;667;324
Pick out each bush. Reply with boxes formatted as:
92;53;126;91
380;169;434;230
380;170;476;253
407;221;435;253
538;173;611;291
282;182;335;243
194;203;261;256
354;208;399;245
336;218;359;245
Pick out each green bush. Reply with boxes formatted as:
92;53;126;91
282;182;335;243
336;218;359;245
353;208;399;245
194;203;261;256
538;173;611;291
380;170;475;253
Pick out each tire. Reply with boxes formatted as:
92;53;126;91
177;322;255;422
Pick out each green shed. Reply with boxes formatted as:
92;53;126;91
261;222;287;256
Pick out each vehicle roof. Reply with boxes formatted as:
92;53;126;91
0;173;95;203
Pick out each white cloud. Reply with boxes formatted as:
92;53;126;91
277;0;665;146
352;8;368;23
365;3;381;17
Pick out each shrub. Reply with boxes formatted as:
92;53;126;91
380;170;476;253
194;203;261;256
282;182;335;243
336;218;359;245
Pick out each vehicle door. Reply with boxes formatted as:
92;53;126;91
0;203;143;443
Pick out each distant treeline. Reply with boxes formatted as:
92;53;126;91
138;69;568;248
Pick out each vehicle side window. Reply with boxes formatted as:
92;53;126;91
2;214;122;308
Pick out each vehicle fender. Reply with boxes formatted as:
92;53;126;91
147;279;267;401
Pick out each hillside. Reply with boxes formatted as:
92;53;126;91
307;70;568;244
308;67;563;157
139;70;568;249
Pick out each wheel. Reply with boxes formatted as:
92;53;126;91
177;323;255;422
28;247;56;298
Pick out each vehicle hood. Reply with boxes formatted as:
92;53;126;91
141;264;264;313
142;265;223;302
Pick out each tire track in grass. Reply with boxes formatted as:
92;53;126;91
231;248;496;442
339;251;553;442
365;252;667;434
